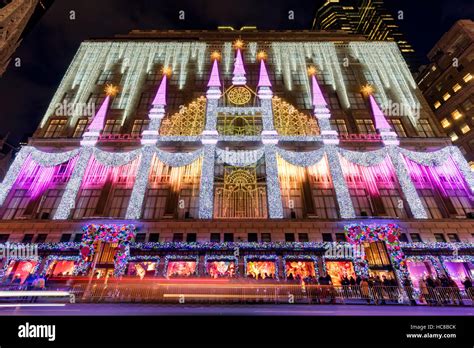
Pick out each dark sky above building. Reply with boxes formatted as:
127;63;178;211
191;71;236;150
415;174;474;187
0;0;472;146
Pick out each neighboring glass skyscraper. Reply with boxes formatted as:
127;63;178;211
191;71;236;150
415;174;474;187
313;0;416;70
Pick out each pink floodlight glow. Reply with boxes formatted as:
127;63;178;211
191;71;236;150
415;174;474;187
152;75;167;106
81;156;141;189
257;59;272;88
311;75;328;107
339;155;397;196
207;59;221;88
369;95;391;130
403;155;471;197
13;156;77;199
88;95;111;132
233;49;246;76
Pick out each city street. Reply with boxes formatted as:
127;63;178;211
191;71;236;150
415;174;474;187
0;303;473;316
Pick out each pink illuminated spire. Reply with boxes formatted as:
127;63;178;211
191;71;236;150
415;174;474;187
152;74;168;106
207;59;221;88
369;95;391;130
257;59;272;88
233;49;246;77
88;95;110;132
311;75;328;107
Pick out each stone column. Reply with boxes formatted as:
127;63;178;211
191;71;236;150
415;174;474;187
449;146;474;192
53;147;93;220
125;146;155;219
388;146;428;219
0;146;32;205
325;145;356;219
198;144;216;219
263;144;284;219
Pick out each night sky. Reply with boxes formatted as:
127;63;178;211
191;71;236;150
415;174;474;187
0;0;472;146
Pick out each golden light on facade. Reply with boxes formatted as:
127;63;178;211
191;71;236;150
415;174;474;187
361;84;375;96
307;65;317;76
233;39;244;49
104;84;120;97
257;50;267;61
211;51;221;60
161;66;173;77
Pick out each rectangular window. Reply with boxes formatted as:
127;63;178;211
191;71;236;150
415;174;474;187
443;93;451;101
388;119;407;137
298;233;309;242
22;234;34;243
463;73;473;82
330;119;348;135
322;233;333;242
223;233;234;242
60;233;72;242
73;233;84;242
356;119;376;134
210;233;220;243
441;118;451;128
434;101;441;109
447;233;460;242
410;233;422;242
461;124;470;134
131;119;149;136
285;233;295;242
261;233;271;242
135;233;146;243
186;233;197;243
44;119;67;138
172;233;184;242
149;233;160;242
0;234;9;242
453;84;462;92
96;71;115;85
248;233;258;242
73;119;90;138
335;233;346;242
434;233;446;242
449;132;459;142
399;233;409;242
451;109;463;120
103;120;122;135
416;120;435;137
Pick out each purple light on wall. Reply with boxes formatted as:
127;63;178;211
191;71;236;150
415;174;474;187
339;155;397;196
403;155;472;197
13;156;77;198
81;156;141;189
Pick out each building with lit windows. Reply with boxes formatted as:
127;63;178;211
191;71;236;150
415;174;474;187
312;0;416;71
417;20;474;166
0;29;473;292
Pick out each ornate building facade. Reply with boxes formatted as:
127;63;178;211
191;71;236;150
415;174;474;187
0;30;473;286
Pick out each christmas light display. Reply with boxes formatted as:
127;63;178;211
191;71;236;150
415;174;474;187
40;256;81;276
78;224;136;277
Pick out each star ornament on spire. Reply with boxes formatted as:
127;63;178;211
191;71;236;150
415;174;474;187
211;51;221;61
233;39;244;50
161;66;173;77
361;84;375;96
307;65;317;76
104;84;120;97
257;50;267;61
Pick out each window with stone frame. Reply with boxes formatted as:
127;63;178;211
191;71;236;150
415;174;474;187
103;119;122;135
72;189;101;218
73;118;91;138
416;119;435;137
355;119;376;134
131;119;150;136
44;119;67;138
